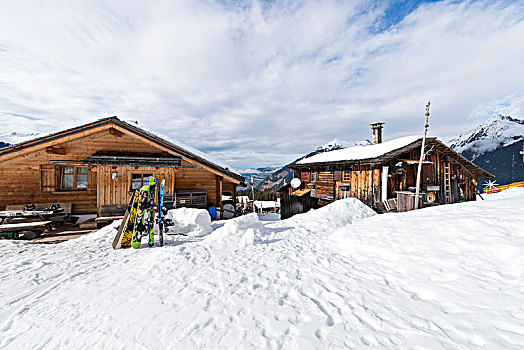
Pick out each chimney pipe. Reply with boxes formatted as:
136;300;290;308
370;122;385;144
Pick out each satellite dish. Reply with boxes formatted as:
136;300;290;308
290;178;301;189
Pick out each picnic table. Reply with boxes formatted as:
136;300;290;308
0;209;65;225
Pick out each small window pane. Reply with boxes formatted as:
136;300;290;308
62;167;74;188
76;167;88;189
131;176;142;190
63;166;74;174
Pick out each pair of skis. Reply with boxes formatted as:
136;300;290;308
112;178;165;249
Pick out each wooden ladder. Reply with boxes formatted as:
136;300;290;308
444;162;451;203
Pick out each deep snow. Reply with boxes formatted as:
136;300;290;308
1;192;523;349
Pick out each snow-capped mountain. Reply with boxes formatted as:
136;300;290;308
0;131;39;148
256;138;371;190
448;115;524;159
448;115;524;186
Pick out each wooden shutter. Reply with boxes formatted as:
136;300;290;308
87;167;97;191
334;170;342;181
422;164;434;184
40;164;58;192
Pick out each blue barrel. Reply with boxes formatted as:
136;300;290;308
207;206;217;220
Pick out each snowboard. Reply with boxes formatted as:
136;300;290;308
131;185;152;249
112;189;139;249
132;179;157;249
147;177;158;247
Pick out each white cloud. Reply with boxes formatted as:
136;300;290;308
0;0;523;168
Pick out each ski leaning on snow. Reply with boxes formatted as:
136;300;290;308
112;189;139;249
157;179;165;247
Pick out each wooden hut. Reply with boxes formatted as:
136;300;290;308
282;124;494;218
0;117;245;216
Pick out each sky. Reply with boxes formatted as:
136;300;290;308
1;0;523;169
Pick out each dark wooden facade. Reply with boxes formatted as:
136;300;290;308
0;117;244;215
283;137;493;218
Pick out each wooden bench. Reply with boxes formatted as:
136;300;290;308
96;216;124;224
0;221;53;239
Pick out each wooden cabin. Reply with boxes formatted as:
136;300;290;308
0;117;245;216
282;123;494;219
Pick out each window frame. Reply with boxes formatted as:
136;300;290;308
129;173;153;191
311;171;319;183
342;170;351;182
59;165;89;191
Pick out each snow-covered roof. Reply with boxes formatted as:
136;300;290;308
296;135;421;165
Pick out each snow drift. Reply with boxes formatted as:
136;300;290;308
205;213;262;249
290;197;377;230
166;208;213;237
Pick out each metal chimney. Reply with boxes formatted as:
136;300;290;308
370;122;385;144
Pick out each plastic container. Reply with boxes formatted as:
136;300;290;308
207;206;217;220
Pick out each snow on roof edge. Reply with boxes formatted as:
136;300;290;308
296;135;423;165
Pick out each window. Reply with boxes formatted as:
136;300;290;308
340;185;350;199
76;167;88;188
311;171;318;182
343;170;351;182
131;173;153;190
60;166;88;190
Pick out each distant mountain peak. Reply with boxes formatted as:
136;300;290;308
0;131;40;146
318;138;371;152
448;114;524;158
254;137;371;191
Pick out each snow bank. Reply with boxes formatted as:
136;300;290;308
257;213;280;221
2;191;524;349
204;213;262;249
482;186;524;200
166;208;213;237
289;197;376;230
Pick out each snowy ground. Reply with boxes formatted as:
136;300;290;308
1;189;523;349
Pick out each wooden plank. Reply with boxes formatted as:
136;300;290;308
108;128;122;137
46;147;66;155
0;221;52;232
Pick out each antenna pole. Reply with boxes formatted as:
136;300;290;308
251;175;256;213
414;100;431;210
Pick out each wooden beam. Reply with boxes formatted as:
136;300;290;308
45;146;66;155
108;127;122;137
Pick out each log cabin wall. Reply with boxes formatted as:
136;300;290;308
316;170;334;199
0;128;240;213
383;146;479;204
287;142;482;215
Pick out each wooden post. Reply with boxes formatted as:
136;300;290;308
414;100;431;210
216;176;223;208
